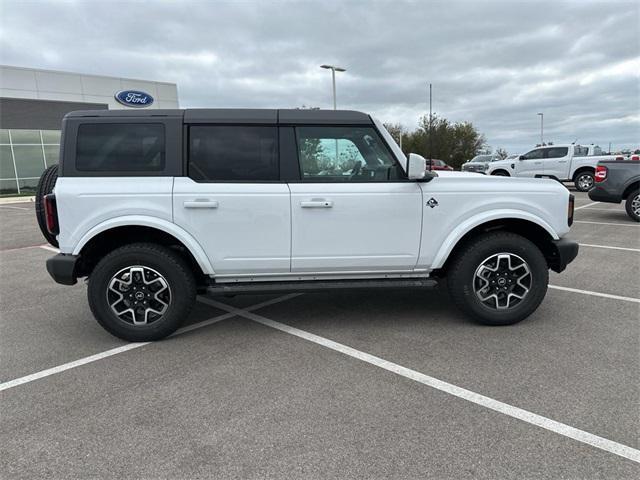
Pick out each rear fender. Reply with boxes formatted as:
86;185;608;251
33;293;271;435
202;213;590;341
72;215;215;275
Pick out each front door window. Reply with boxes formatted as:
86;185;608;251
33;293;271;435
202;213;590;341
296;126;402;182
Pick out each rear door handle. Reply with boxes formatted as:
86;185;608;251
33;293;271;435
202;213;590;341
301;200;333;208
184;200;219;209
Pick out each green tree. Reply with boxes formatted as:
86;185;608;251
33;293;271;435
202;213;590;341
397;113;486;169
383;122;404;148
495;148;509;160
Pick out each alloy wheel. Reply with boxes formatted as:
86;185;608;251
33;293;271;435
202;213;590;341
473;253;532;310
578;174;594;190
106;266;171;325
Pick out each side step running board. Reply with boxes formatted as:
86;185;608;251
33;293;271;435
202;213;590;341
206;278;438;296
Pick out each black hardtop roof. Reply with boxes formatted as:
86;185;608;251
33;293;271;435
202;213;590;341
64;108;372;125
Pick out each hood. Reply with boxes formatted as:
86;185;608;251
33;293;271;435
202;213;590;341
436;171;487;178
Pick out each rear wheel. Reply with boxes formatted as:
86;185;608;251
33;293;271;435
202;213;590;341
574;171;594;192
447;232;548;325
88;243;196;341
625;190;640;222
35;164;59;247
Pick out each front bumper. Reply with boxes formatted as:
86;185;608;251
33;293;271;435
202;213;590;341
461;167;487;174
46;253;80;285
588;186;621;204
547;239;579;273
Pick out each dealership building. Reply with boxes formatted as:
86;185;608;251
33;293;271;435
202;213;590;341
0;65;179;194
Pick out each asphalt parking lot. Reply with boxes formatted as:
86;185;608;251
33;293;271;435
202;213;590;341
1;190;638;479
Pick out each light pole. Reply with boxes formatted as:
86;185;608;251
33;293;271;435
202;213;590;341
537;112;544;145
320;64;346;110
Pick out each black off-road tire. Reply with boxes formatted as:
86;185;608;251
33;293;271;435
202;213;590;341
35;164;59;247
447;232;549;326
491;170;510;177
625;190;640;222
88;243;196;341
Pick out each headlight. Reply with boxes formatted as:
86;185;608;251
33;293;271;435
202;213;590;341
479;164;489;171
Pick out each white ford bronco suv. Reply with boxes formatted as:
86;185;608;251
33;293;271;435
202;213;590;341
38;109;578;341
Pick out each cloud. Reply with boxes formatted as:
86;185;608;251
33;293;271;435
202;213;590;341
1;0;638;153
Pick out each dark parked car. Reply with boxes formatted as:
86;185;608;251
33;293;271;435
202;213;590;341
588;159;639;221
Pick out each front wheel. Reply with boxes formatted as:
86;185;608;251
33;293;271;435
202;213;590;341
625;190;640;222
88;243;196;341
574;171;594;192
447;232;549;325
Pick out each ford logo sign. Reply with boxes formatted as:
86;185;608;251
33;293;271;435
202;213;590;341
114;90;154;108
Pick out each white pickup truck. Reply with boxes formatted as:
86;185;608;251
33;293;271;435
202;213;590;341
485;144;617;191
37;109;578;341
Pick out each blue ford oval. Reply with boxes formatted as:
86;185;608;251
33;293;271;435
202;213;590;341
114;90;154;108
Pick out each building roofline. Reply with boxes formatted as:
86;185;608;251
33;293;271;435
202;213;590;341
0;64;177;86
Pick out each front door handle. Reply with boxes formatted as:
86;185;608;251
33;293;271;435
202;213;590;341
184;200;219;209
301;200;333;208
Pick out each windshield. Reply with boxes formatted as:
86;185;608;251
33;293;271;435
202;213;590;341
471;155;493;163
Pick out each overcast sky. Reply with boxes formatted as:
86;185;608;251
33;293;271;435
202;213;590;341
1;0;638;153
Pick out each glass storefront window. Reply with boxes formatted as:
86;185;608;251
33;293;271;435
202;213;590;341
0;178;19;195
1;129;60;195
10;129;42;144
0;145;16;179
43;145;60;167
41;130;62;144
13;145;46;178
17;177;39;192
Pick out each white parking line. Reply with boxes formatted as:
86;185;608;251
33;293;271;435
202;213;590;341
579;243;640;253
576;207;625;212
574;220;639;227
549;285;640;303
198;297;640;464
39;245;60;253
0;244;51;254
574;202;599;210
0;294;299;393
0;205;30;211
0;343;151;392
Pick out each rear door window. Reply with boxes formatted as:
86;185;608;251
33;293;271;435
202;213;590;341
76;124;165;172
188;126;279;182
545;147;569;159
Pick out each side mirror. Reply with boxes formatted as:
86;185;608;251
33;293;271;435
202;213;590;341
407;153;427;180
518;155;525;160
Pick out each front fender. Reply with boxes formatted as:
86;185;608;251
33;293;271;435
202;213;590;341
72;215;215;275
430;209;559;269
